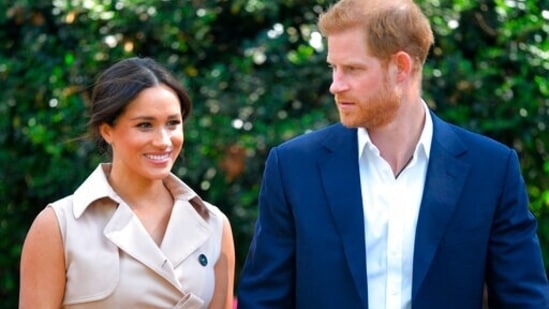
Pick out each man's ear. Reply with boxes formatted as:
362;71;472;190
392;51;413;82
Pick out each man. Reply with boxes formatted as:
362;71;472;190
237;0;549;308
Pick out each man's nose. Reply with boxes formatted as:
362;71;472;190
329;73;349;94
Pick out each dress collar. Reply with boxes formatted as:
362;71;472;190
72;163;201;219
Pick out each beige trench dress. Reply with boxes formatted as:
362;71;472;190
50;164;225;308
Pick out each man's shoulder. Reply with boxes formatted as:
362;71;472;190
432;112;513;156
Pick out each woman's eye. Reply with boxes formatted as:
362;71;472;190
168;120;182;127
137;122;152;129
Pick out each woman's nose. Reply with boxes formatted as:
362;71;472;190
153;128;171;147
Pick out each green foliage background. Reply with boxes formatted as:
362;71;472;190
1;0;548;306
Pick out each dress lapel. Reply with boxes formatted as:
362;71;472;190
104;202;184;290
160;199;210;268
412;114;470;299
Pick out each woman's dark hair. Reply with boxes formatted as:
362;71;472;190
88;57;192;153
87;57;209;220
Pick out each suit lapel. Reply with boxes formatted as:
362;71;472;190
318;124;368;306
412;114;470;298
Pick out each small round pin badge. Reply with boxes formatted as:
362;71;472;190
198;254;208;266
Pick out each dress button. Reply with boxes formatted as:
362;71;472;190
198;254;208;266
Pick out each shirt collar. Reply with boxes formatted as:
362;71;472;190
358;101;433;160
72;163;199;219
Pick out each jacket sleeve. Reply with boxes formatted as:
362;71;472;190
486;149;549;308
237;147;296;308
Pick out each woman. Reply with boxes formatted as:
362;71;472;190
19;57;235;308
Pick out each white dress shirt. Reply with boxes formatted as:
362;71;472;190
358;104;433;309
